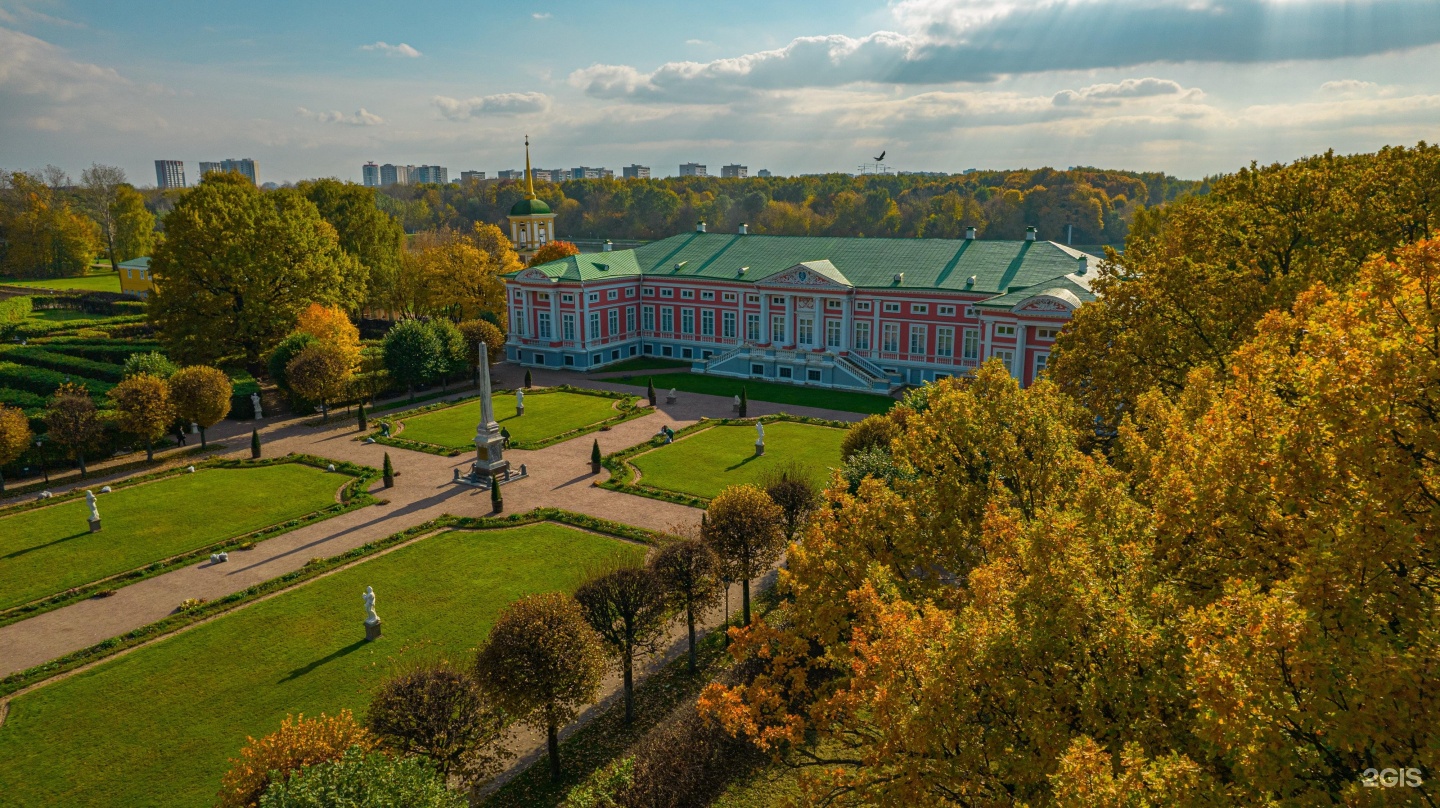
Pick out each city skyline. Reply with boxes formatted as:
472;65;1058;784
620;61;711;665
3;1;1440;184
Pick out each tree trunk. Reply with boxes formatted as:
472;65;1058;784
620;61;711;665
623;652;634;724
742;578;751;626
78;452;87;476
687;603;697;674
145;439;153;462
0;468;6;493
547;723;560;780
321;401;328;420
199;425;207;448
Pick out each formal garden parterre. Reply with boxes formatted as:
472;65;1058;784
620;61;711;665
0;517;650;808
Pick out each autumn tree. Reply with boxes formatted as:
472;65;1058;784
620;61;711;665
256;747;463;808
458;318;506;376
266;332;319;395
109;373;174;461
527;239;580;267
650;536;723;673
474;592;605;780
295;178;405;313
382;318;444;400
367;661;508;783
78;163;130;271
0;170;100;278
840;413;899;460
217;711;377;808
286;344;353;419
110;184;155;263
703;484;784;626
574;559;673;724
149;172;365;365
762;462;820;542
0;403;33;492
43;382;102;475
294;302;362;370
168;365;233;446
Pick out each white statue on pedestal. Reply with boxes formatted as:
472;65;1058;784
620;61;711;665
363;586;380;625
756;421;765;444
516;388;524;411
85;489;100;521
251;392;263;420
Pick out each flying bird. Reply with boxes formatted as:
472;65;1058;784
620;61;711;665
873;150;886;162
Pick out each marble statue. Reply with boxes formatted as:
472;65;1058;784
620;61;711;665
251;392;264;420
363;586;380;625
85;489;100;521
516;388;525;409
756;421;765;443
734;395;741;407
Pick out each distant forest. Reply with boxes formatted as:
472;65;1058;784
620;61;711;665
370;168;1208;247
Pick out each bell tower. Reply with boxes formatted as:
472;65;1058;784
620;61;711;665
506;135;558;263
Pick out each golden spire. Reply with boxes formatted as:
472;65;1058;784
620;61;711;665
524;135;536;200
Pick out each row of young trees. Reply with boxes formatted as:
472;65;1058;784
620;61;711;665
0;361;232;486
216;467;822;805
0;165;155;278
693;143;1440;806
377;167;1204;244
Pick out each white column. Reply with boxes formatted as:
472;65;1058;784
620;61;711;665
580;285;590;348
549;291;560;343
980;317;990;367
1013;321;1028;383
786;294;796;347
839;296;852;352
759;293;770;344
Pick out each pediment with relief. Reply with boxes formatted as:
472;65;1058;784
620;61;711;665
517;268;551;282
760;260;851;289
1012;287;1081;314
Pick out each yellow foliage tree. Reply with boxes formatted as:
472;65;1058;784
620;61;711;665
294;302;362;371
167;365;233;447
0;403;32;492
217;710;376;808
109;373;174;462
286;343;353;420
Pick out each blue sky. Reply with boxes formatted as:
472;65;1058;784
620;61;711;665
3;0;1439;185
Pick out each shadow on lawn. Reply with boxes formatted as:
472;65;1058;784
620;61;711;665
279;639;367;683
724;454;764;472
3;529;90;560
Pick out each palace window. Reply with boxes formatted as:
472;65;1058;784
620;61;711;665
936;326;954;357
911;304;929;315
826;299;842;309
797;317;814;345
537;312;553;339
562;294;574;303
747;294;760;304
992;348;1015;368
883;302;900;313
625;288;636;298
607;290;618;301
681;308;695;334
562;314;575;341
643;288;655;297
701;290;715;301
994;323;1016;338
626;307;636;332
854;321;871;351
681;289;695;299
589;312;601;339
964;306;976;318
1035;353;1050;376
701;309;714;336
826;319;841;348
909;324;927;355
642;305;655;331
772;314;786;344
588;293;599;303
723;311;737;339
661;288;674;298
608;309;619;335
724;292;738;302
1037;327;1060;340
882;323;900;353
772;296;784;305
661;307;673;332
856;300;872;312
746;313;761;341
963;329;979;360
938;305;956;317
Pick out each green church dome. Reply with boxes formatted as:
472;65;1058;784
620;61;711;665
509;197;552;216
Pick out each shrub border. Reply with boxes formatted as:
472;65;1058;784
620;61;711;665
599;413;851;508
0;453;379;629
0;509;662;699
0;442;222;503
364;385;646;456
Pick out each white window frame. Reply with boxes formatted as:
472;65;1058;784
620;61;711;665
562;313;575;341
825;319;841;348
660;288;674;298
994;323;1017;338
537;311;553;340
797;316;814;346
681;308;695;334
681;289;695;299
747;294;760;303
723;292;738;302
562;293;575;303
962;328;979;361
626;307;636;332
701;309;714;336
1037;327;1060;340
938;305;956;317
607;289;618;301
746;313;761;341
771;314;786;344
642;305;655;331
882;322;900;353
911;303;929;315
883;302;901;313
589;312;601;340
854;321;871;351
1035;353;1050;376
643;287;656;297
608;308;619;335
588;292;599;303
936;326;954;358
909;324;927;355
661;307;673;332
856;300;872;312
722;311;737;339
700;290;715;301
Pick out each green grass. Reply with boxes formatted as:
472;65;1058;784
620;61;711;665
590;356;691;373
0;522;644;808
0;274;122;293
25;309;97;323
0;464;345;610
399;391;625;449
630;422;845;500
619;373;894;415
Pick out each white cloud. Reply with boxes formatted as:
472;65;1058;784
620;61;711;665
296;106;385;126
0;25;129;100
532;12;551;20
360;41;421;58
685;39;710;46
1053;78;1195;106
432;92;551;120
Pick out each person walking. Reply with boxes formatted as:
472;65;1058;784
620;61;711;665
173;423;187;446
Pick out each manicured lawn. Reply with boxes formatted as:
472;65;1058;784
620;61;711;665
619;373;894;415
631;421;845;500
0;274;122;293
590;356;691;373
0;464;346;610
398;390;626;449
0;523;644;808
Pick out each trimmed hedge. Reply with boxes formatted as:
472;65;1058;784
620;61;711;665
0;387;47;412
0;508;661;699
32;341;161;363
0;361;114;400
4;347;126;383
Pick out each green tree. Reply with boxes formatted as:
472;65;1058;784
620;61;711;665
286;344;352;420
121;351;178;380
0;403;33;492
650;537;723;674
295;179;405;314
703;484;785;626
44;381;102;475
167;365;233;446
382;319;444;400
109;373;174;461
762;462;820;541
267;332;319;395
382;453;394;488
0;170;100;278
257;747;463;808
574;560;673;724
474;592;605;780
458;318;505;384
219;711;377;808
251;428;261;459
110;184;155;263
149;173;365;365
79;163;129;271
367;662;508;783
426;318;469;391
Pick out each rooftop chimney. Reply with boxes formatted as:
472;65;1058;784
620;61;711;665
893;272;904;284
965;275;976;287
1075;255;1087;275
738;223;748;235
1025;226;1037;242
697;220;707;233
602;240;613;252
965;226;977;240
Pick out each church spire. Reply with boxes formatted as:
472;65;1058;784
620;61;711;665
524;135;536;200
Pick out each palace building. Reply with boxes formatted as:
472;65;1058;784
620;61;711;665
503;218;1096;392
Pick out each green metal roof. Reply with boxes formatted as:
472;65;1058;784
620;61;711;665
509;232;1100;300
509;198;552;216
118;257;150;269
